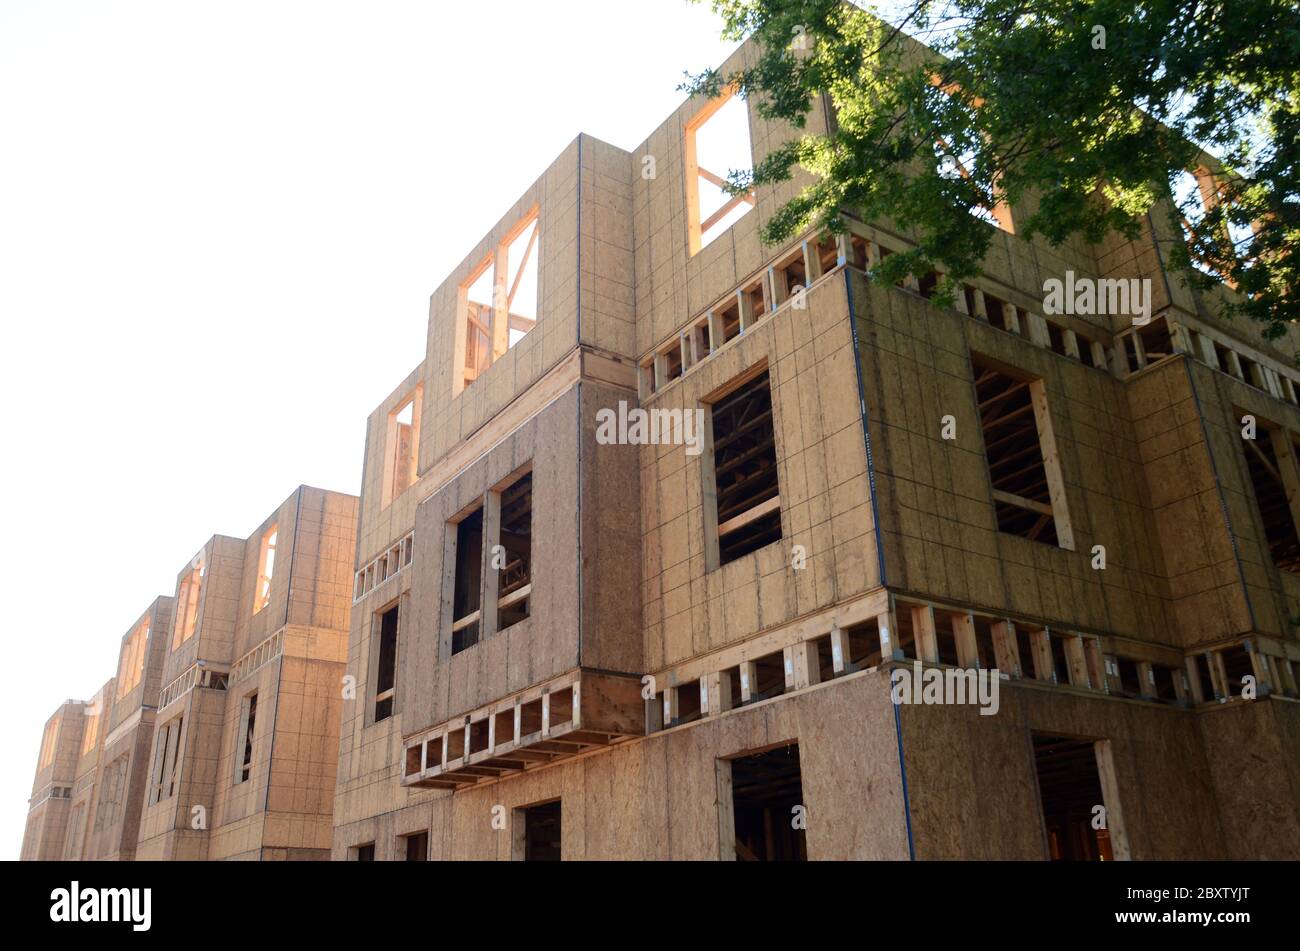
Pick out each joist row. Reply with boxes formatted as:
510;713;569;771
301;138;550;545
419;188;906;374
401;670;643;791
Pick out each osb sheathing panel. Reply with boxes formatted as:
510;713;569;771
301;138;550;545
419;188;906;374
84;715;155;861
22;799;71;861
356;363;425;569
332;671;908;860
901;681;1228;859
404;388;581;733
136;685;225;858
264;656;344;821
70;677;114;787
107;597;175;733
855;269;1177;641
229;487;356;662
578;136;637;358
1199;700;1300;859
421;141;581;469
579;381;643;673
1127;208;1300;364
161;534;246;681
640;274;876;672
1127;359;1255;645
62;789;93;860
1188;361;1300;643
629;43;834;357
212;658;281;833
31;702;86;794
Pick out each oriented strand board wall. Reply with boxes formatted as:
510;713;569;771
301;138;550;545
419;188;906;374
160;534;246;684
421;143;581;467
334;670;909;860
640;273;878;673
1198;700;1300;859
404;387;582;733
1184;360;1300;643
902;682;1229;859
628;43;834;356
579;380;643;673
855;269;1178;641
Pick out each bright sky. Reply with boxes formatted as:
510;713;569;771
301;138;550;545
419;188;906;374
0;0;742;859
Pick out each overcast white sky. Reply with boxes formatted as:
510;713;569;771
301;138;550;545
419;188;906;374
0;0;748;859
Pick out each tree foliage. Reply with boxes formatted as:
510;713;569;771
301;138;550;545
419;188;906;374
684;0;1299;340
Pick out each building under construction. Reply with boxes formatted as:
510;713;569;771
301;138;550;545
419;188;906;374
23;32;1300;862
330;35;1300;861
21;487;358;861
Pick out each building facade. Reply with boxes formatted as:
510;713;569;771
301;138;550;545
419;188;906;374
331;37;1300;860
22;33;1300;863
21;486;358;860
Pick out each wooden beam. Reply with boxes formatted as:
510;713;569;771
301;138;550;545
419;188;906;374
802;239;823;283
1029;379;1075;549
1094;741;1132;860
1063;634;1091;688
1030;629;1056;683
736;287;754;335
991;620;1021;677
830;625;852;674
912;604;939;664
951;613;979;669
878;610;901;661
738;660;758;704
1136;661;1156;699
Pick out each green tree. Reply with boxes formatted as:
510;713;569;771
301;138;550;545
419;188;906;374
684;0;1299;342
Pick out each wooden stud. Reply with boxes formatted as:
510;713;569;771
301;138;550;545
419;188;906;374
490;242;511;360
1063;634;1091;688
835;232;851;267
1196;332;1218;367
714;670;734;711
1030;629;1056;683
1026;312;1051;348
1172;667;1189;705
1084;638;1107;693
1002;303;1021;335
736;288;754;335
878;611;901;661
1028;379;1075;550
480;490;502;642
1185;657;1206;704
786;640;820;689
1136;661;1156;699
738;660;757;704
768;264;789;309
1247;644;1273;695
952;613;979;669
645;695;663;733
1280;657;1300;697
706;310;722;354
912;605;939;664
1094;741;1132;860
830;625;853;674
1225;348;1244;380
802;239;823;283
991;620;1021;677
